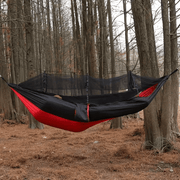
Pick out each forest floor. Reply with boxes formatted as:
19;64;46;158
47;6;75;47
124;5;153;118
0;110;180;180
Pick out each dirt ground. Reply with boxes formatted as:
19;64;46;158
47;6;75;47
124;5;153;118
0;111;180;180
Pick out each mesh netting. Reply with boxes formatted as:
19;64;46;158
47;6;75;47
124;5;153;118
18;72;162;97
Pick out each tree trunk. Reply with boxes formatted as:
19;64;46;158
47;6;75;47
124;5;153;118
169;0;179;134
46;0;53;72
0;1;14;120
24;0;44;129
160;0;172;141
123;0;130;73
87;0;97;77
52;0;61;73
17;0;26;118
143;0;163;124
74;0;84;75
37;1;43;73
33;3;39;74
71;0;77;73
123;0;139;121
108;0;115;77
98;0;108;79
8;0;22;122
131;0;162;149
131;0;179;150
108;0;122;129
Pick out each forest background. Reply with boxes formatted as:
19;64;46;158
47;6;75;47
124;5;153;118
0;0;180;150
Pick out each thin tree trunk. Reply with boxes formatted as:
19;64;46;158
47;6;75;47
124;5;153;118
71;0;77;73
108;0;115;77
24;0;44;129
17;0;26;117
37;1;43;73
160;0;172;141
87;0;95;77
82;0;88;74
108;0;122;129
123;0;130;73
0;1;14;120
58;0;64;72
98;0;108;78
46;0;53;72
40;0;46;72
33;3;39;74
123;0;139;122
169;0;179;134
9;0;22;122
74;0;84;75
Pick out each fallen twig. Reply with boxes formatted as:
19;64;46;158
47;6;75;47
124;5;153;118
157;166;164;172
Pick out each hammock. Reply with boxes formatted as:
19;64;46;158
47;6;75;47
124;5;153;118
1;69;178;132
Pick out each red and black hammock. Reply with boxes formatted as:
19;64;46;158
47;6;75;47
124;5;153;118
1;69;178;132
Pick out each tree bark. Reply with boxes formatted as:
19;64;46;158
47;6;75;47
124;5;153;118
98;0;108;79
143;0;162;124
108;0;122;129
46;0;53;72
8;0;22;122
17;0;26;117
169;0;179;134
131;0;162;149
108;0;115;77
87;0;96;77
144;0;159;78
0;1;14;120
71;0;77;73
74;0;84;75
131;0;179;150
123;0;130;73
160;0;172;141
24;0;44;129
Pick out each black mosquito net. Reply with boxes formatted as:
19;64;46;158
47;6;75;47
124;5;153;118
18;71;162;105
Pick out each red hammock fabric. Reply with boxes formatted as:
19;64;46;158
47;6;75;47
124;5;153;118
11;88;111;132
139;84;157;97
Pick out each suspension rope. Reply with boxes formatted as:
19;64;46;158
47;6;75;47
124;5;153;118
0;75;8;84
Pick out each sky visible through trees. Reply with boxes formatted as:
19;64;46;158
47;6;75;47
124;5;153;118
1;0;179;56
